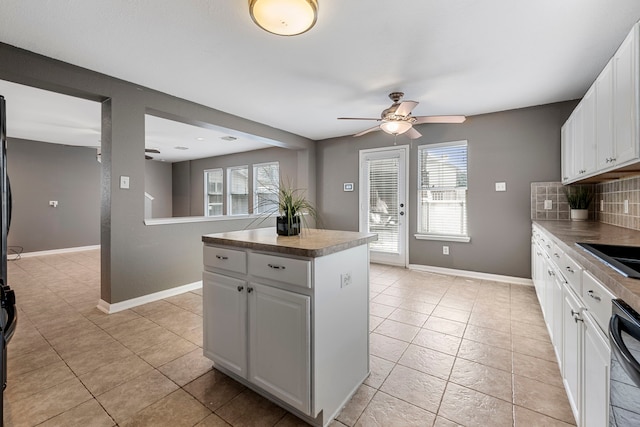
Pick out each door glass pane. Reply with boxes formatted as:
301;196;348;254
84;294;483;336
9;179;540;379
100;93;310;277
368;157;399;254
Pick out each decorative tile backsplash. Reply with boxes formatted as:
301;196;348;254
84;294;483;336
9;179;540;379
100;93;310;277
531;175;640;231
595;175;640;231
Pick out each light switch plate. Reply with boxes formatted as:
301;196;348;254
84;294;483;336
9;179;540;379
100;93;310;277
120;176;130;189
495;182;506;192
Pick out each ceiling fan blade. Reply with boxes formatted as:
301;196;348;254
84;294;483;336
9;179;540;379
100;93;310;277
395;101;418;117
338;117;381;121
414;115;467;124
405;127;422;139
353;126;381;137
145;148;160;153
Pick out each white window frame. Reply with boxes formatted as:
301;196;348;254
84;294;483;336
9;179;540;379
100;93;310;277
204;168;224;217
253;161;279;215
415;140;470;243
227;165;249;216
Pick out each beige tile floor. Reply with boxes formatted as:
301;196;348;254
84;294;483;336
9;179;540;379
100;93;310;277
3;250;576;426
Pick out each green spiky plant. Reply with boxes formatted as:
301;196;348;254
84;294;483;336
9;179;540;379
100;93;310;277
564;186;593;210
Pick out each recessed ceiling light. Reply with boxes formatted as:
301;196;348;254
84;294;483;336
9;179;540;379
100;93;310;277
221;136;238;141
174;146;189;150
196;137;205;141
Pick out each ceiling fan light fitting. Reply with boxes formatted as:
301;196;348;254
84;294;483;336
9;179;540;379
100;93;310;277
380;120;412;136
249;0;318;36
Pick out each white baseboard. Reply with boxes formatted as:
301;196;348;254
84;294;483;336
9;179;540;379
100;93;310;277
408;264;533;286
10;244;100;259
97;280;203;314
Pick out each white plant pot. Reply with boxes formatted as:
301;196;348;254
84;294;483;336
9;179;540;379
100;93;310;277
570;209;589;221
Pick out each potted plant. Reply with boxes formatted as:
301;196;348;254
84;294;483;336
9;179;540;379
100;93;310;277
276;181;318;236
564;186;592;221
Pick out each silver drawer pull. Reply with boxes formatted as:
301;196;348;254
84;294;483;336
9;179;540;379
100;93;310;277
268;263;286;270
566;266;574;273
587;290;602;301
237;285;244;292
571;309;583;323
216;255;229;260
548;270;554;276
553;253;560;258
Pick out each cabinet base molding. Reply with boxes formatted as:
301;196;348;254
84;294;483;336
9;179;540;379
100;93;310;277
212;364;369;427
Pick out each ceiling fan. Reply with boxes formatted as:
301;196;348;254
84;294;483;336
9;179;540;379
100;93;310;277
145;148;160;160
338;92;466;139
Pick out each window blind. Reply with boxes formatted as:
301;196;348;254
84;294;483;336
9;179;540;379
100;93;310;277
228;166;249;215
253;162;279;214
417;141;468;237
367;157;399;254
205;168;223;216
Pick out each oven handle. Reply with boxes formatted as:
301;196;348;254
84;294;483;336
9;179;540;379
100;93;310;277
1;287;17;342
610;313;640;387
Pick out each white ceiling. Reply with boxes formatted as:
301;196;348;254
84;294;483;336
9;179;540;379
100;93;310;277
1;0;640;144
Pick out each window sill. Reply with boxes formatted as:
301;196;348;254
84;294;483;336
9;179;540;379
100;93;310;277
414;234;471;243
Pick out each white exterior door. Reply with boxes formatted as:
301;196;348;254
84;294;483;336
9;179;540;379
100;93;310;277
359;146;409;266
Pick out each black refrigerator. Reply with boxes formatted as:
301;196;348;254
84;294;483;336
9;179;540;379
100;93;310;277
0;95;18;425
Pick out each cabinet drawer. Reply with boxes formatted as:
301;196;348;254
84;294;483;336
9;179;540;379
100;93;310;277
582;270;616;333
249;253;311;288
561;252;583;294
204;246;247;274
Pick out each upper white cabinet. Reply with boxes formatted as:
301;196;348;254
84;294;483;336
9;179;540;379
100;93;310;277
562;22;640;183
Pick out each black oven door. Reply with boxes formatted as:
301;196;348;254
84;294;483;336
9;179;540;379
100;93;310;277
610;299;640;426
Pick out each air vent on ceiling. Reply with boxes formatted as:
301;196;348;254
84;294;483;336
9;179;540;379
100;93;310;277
220;136;238;141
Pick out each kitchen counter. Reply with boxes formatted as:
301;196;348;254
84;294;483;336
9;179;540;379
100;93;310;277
202;227;377;258
533;220;640;313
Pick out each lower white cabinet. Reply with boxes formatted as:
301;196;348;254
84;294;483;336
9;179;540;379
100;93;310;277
562;283;583;421
248;282;310;413
202;239;371;427
203;272;247;377
531;225;612;427
582;311;610;427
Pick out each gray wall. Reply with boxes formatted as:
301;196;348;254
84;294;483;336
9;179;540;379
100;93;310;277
0;42;316;304
172;161;191;217
144;160;172;218
7;138;100;252
317;101;577;278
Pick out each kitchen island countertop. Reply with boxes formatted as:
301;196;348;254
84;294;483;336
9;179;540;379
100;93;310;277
533;220;640;313
202;227;377;258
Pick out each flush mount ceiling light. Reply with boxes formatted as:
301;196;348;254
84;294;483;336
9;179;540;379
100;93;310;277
249;0;318;36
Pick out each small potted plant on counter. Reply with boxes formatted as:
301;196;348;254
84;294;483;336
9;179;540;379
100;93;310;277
565;186;592;221
277;181;318;236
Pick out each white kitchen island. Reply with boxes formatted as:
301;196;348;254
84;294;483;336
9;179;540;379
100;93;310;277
202;228;376;427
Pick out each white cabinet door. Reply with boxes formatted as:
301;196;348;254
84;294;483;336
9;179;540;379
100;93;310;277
203;271;247;377
562;283;582;422
582;311;610;427
248;283;311;414
572;103;584;178
596;61;614;170
561;119;575;183
613;26;639;166
551;271;564;368
581;86;597;175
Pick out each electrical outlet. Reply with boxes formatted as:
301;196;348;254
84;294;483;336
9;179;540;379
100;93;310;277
340;272;352;288
443;246;449;255
624;199;629;214
544;200;552;210
495;182;506;192
49;200;58;207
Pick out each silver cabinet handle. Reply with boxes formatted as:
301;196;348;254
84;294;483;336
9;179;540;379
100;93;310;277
216;255;229;260
548;270;554;276
247;287;254;293
587;290;602;301
571;309;583;323
553;253;560;258
267;264;286;270
566;266;574;274
237;285;244;292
